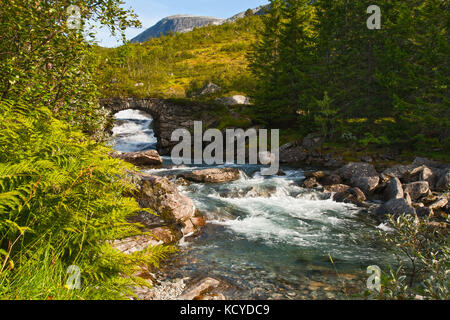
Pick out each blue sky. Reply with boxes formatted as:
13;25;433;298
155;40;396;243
96;0;268;47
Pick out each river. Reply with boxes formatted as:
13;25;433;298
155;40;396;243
111;109;392;300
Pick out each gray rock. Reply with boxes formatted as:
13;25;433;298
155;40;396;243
350;175;380;194
384;177;404;201
320;174;342;186
280;146;308;163
336;162;380;194
179;168;240;183
133;173;197;234
403;181;430;201
412;157;443;169
381;164;418;181
111;150;163;166
177;277;221;300
375;198;416;216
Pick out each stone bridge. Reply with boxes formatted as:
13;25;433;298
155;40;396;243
100;98;218;155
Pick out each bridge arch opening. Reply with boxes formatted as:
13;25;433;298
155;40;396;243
111;109;159;153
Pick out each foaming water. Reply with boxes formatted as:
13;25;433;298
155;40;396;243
111;109;157;152
143;163;390;299
111;119;390;300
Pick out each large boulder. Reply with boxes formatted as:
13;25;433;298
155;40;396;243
133;174;197;234
384;177;404;201
112;150;163;167
403;181;430;201
179;168;240;183
336;162;380;194
381;164;417;181
375;197;416;216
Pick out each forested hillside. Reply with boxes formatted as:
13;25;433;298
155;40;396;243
250;0;449;158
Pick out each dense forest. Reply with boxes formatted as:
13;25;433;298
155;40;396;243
250;0;449;158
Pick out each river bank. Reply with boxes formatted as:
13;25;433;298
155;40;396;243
109;109;449;300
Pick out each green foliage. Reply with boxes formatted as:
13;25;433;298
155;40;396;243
0;1;177;300
0;0;140;136
367;215;449;300
0;100;176;299
249;0;449;155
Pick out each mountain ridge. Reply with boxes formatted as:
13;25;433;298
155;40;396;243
130;4;269;43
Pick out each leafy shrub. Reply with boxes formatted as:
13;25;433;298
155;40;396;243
0;100;175;299
367;215;449;300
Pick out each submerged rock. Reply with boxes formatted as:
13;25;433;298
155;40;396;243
177;277;222;300
336;162;379;194
179;168;240;183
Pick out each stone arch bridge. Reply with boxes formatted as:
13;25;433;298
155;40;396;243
100;98;217;155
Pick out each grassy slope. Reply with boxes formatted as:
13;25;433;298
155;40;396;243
95;16;262;99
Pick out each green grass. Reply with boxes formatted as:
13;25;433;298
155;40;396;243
94;16;262;99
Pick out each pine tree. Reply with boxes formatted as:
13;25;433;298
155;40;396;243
277;0;317;126
248;0;286;126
